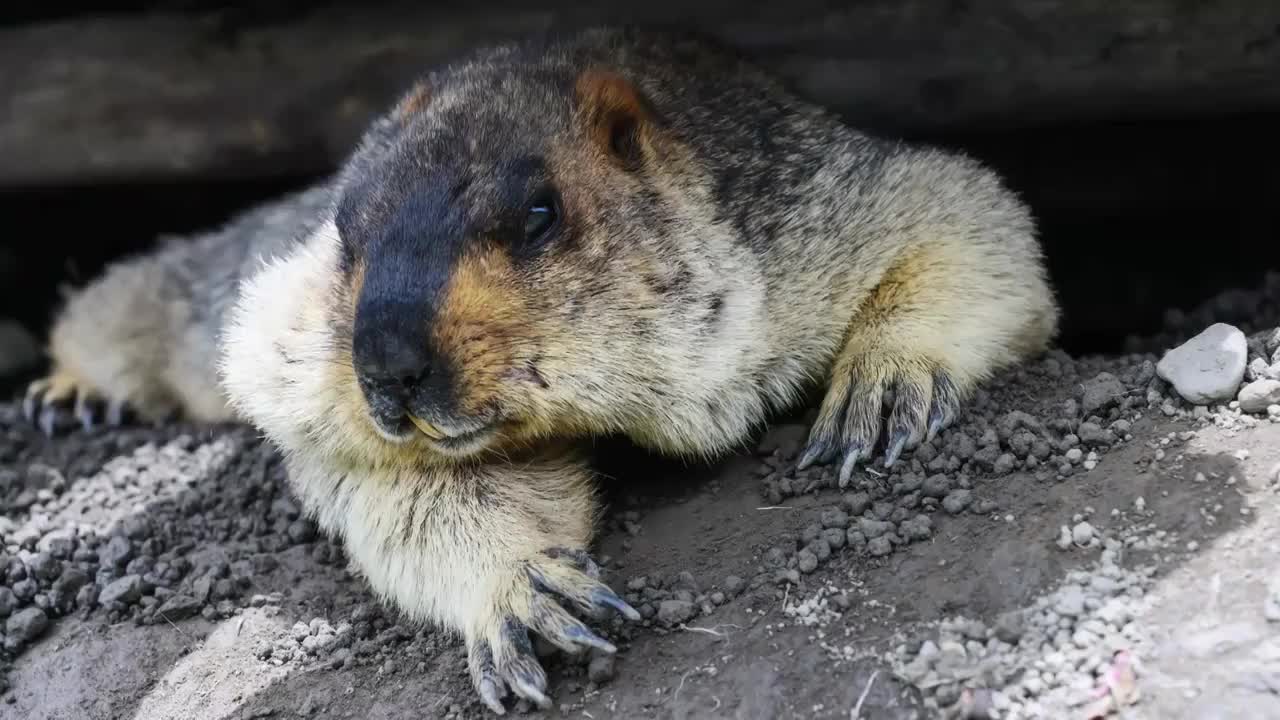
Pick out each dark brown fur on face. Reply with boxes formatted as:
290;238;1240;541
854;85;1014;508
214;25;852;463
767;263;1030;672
431;245;531;420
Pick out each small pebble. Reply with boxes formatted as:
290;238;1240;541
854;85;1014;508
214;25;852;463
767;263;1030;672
867;537;893;557
5;607;49;645
587;651;617;684
1071;522;1095;546
797;550;818;574
942;490;972;514
1053;586;1085;617
656;600;696;626
98;575;144;606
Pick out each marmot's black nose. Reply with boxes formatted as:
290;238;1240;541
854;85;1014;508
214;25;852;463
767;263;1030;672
354;332;434;392
353;320;454;394
352;327;462;439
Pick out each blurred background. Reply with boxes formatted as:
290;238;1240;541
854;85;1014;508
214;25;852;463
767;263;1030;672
2;0;1279;395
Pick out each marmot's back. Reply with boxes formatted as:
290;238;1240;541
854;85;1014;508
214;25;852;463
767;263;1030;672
26;184;332;431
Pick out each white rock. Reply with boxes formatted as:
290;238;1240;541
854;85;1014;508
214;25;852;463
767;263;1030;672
1246;357;1270;381
1053;586;1085;617
917;640;941;664
1156;323;1248;405
1071;522;1095;545
1238;379;1280;414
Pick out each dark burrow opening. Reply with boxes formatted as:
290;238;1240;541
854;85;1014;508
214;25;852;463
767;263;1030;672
2;108;1278;397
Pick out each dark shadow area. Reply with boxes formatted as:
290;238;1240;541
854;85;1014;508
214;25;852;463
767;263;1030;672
0;174;320;337
0;0;341;28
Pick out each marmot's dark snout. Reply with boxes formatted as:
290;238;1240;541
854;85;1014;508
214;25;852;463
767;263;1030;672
348;189;470;440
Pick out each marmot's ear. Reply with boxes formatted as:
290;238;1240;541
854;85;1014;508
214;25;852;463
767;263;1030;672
574;69;656;171
393;80;432;124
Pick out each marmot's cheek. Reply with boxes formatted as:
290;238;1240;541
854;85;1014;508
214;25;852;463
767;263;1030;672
430;248;532;418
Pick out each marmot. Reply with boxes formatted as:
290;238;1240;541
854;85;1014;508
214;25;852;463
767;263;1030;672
24;27;1058;713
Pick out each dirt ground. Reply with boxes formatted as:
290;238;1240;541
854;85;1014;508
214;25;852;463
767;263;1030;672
1;273;1279;720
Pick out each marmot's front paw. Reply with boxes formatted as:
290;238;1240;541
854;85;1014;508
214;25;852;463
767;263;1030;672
798;350;965;486
22;369;131;435
468;547;640;714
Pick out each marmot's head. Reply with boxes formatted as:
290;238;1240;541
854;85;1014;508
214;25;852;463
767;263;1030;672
300;39;760;463
223;35;769;468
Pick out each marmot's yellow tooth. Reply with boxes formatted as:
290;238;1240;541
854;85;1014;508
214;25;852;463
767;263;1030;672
407;414;444;439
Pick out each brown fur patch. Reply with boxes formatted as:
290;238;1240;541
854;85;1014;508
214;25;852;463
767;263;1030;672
346;258;367;308
432;246;530;416
394;81;432;123
573;69;652;169
854;248;931;328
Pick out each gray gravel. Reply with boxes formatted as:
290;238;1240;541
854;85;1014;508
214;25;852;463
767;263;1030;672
746;344;1163;580
0;421;371;685
887;528;1161;718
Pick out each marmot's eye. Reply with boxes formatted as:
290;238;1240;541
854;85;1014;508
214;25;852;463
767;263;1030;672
522;191;560;245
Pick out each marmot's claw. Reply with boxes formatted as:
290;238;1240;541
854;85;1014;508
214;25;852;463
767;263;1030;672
528;548;640;623
836;441;869;487
73;390;105;432
105;398;129;427
23;372;132;435
883;430;910;468
477;677;507;716
470;549;636;714
38;406;61;437
498;617;552;707
22;382;46;424
469;642;509;715
24;376;77;436
881;372;930;469
925;369;961;443
804;359;964;486
590;586;643;622
795;439;837;472
468;622;550;714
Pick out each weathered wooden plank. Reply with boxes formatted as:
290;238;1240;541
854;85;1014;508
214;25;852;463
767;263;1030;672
2;1;1279;187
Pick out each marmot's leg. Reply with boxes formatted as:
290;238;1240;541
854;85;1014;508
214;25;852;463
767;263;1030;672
24;259;182;434
797;244;1054;486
